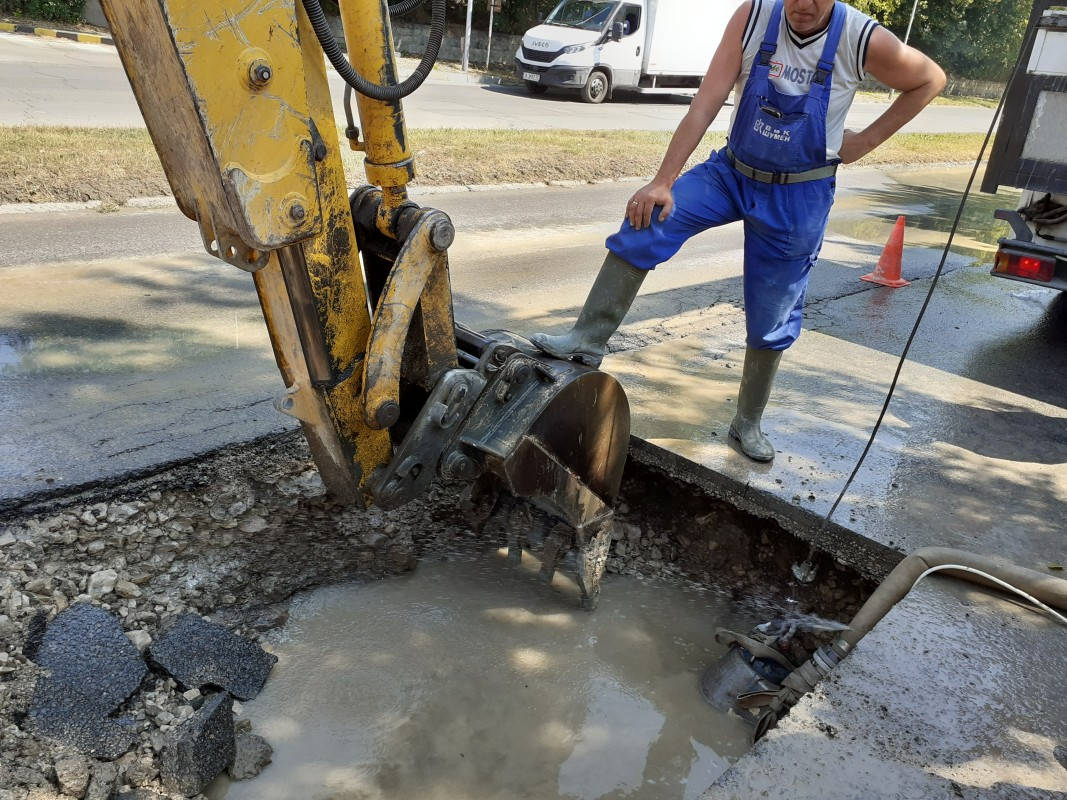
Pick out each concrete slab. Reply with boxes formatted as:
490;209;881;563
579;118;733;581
607;273;1067;577
704;577;1067;799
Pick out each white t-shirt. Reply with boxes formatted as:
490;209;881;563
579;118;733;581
728;0;879;161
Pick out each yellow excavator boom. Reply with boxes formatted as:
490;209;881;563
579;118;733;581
100;0;630;608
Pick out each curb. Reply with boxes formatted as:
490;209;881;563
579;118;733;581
0;178;650;216
0;21;113;45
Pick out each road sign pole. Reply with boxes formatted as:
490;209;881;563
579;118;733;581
486;0;494;70
463;0;474;72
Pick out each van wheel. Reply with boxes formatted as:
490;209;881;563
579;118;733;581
581;69;609;104
524;80;548;95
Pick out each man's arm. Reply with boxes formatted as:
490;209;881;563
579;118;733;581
838;26;946;164
627;1;750;230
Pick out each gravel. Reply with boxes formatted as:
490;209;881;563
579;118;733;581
0;434;456;800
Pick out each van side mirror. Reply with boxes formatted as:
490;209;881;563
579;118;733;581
610;21;624;40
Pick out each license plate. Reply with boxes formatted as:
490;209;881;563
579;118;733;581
523;72;540;82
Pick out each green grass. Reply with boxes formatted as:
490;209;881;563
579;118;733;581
854;90;1001;109
0;125;989;205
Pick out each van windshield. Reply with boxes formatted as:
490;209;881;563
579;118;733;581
544;0;618;31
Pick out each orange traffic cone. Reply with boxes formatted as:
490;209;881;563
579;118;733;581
861;215;910;288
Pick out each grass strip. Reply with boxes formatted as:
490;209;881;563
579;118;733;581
0;126;988;206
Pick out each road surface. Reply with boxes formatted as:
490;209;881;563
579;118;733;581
0;32;997;133
2;165;1064;505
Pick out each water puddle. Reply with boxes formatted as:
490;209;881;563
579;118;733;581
208;547;756;800
830;167;1021;260
0;332;31;370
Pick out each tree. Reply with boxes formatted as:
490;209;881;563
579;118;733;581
852;0;1032;80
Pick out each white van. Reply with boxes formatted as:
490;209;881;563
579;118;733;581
515;0;734;103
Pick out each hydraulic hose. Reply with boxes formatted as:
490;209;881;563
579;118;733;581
388;0;429;15
301;0;445;102
835;547;1067;654
744;549;1067;738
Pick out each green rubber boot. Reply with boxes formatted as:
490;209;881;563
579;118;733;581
530;253;647;368
728;347;783;462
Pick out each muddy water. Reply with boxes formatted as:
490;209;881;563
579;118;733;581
209;547;757;800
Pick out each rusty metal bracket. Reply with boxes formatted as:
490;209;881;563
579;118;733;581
361;208;458;429
370;368;486;509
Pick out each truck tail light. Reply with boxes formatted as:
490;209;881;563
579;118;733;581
994;249;1055;282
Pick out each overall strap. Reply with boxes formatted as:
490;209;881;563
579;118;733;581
756;0;785;68
811;2;847;89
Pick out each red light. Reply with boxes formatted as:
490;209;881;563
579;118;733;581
1016;256;1052;280
995;250;1055;282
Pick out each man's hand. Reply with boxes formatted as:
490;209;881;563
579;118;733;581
627;181;674;230
838;129;875;164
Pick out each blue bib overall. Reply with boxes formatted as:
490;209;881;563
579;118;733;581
605;0;845;350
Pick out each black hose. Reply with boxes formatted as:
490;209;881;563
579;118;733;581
301;0;445;102
388;0;429;16
813;24;1039;545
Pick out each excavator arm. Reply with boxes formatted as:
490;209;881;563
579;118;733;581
100;0;630;608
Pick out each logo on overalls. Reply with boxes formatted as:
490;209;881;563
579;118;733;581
770;60;817;86
753;118;791;143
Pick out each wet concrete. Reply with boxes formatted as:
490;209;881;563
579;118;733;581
207;548;758;800
608;269;1067;575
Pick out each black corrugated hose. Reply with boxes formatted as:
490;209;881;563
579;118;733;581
388;0;429;15
301;0;444;101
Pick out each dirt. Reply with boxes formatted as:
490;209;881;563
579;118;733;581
0;431;874;800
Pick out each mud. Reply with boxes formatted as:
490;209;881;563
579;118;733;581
0;431;874;799
207;554;754;800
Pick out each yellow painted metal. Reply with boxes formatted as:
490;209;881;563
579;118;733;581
104;0;466;506
362;216;457;429
294;4;393;490
419;258;459;387
100;0;321;271
337;0;415;231
164;0;322;252
253;256;360;503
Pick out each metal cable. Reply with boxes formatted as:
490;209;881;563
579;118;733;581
813;34;1037;544
913;564;1067;626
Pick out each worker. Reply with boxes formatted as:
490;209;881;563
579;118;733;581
530;0;945;462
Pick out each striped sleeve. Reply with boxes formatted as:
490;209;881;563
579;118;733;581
741;0;764;51
856;17;878;80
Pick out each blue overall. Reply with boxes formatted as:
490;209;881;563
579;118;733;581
605;0;845;350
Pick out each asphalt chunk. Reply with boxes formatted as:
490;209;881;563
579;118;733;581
26;603;146;758
160;692;235;796
148;614;277;701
